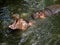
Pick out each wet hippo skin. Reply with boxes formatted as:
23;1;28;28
9;16;34;31
44;5;60;16
32;4;60;19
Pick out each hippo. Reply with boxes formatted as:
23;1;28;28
9;14;35;31
32;5;60;19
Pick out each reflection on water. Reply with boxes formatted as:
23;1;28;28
0;0;60;45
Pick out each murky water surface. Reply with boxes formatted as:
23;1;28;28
0;0;60;45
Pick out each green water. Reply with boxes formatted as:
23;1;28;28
0;0;60;45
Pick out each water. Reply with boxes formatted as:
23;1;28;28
0;0;60;45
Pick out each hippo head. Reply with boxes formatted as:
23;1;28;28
9;18;35;31
31;10;46;19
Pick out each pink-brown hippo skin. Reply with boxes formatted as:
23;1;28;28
9;16;34;31
32;5;60;19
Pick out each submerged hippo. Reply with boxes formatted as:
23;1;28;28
32;5;60;19
9;14;35;31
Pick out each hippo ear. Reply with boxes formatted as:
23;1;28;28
31;14;35;19
31;13;38;19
